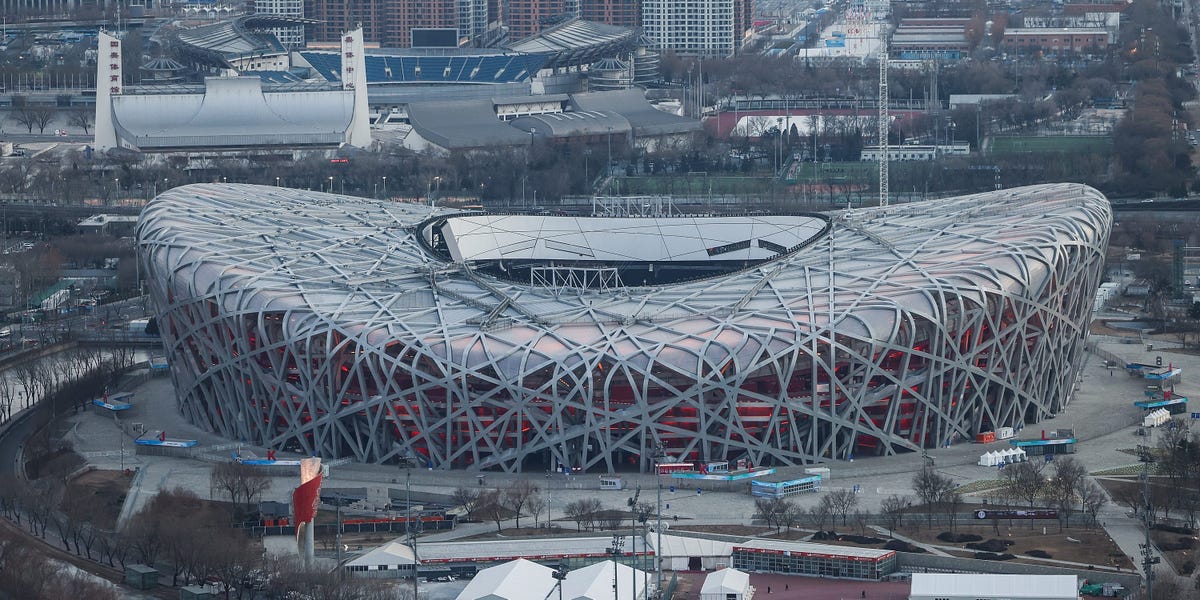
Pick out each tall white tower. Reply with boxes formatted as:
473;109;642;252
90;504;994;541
94;30;123;152
342;27;371;148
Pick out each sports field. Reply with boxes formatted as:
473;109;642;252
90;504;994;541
990;135;1112;154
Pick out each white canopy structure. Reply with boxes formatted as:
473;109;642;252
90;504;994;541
455;559;557;600
910;573;1077;600
700;568;753;600
452;558;647;600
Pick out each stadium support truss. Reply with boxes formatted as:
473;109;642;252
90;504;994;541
138;183;1110;473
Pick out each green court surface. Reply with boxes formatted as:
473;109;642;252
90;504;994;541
990;135;1111;154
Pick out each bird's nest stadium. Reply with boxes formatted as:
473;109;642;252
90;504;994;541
138;183;1110;473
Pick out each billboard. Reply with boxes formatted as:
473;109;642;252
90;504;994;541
411;28;459;48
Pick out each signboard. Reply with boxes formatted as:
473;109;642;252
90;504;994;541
974;509;1057;520
135;438;198;448
93;391;133;411
672;468;776;481
93;398;132;411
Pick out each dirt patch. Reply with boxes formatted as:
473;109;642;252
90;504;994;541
670;524;771;537
458;526;582;540
896;524;1134;569
1151;529;1198;575
62;469;132;530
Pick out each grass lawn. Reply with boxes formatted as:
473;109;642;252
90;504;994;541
991;136;1112;155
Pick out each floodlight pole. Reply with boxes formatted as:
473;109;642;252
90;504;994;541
654;444;664;598
405;461;419;600
335;493;344;579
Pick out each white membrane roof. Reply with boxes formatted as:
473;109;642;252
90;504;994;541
439;214;829;263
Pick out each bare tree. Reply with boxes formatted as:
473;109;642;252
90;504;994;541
853;509;871;535
912;466;955;529
502;480;540;529
941;488;965;533
880;494;910;537
827;488;859;526
474;489;506;533
10;105;57;134
235;465;271;508
755;497;783;530
1002;461;1046;508
809;496;832;531
67;109;92;135
210;461;245;506
451;486;481;520
1079;480;1108;528
564;498;601;531
780;502;804;532
526;492;547;528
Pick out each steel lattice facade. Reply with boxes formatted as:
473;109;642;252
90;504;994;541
138;183;1110;472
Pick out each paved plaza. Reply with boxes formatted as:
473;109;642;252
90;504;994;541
60;330;1200;581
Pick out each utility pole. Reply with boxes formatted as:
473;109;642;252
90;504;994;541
653;443;664;599
405;461;419;600
1139;444;1158;599
335;494;344;579
627;486;642;599
608;535;625;599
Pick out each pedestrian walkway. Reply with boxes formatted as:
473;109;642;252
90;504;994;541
867;525;951;557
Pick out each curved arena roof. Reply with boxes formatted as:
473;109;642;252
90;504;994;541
111;77;354;150
140;183;1110;471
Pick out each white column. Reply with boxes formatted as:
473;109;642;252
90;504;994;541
342;27;371;148
94;30;122;151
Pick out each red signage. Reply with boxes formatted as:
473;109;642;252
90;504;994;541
293;473;323;524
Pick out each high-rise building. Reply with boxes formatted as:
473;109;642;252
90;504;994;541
458;0;490;44
642;0;750;56
256;0;306;48
503;0;568;41
580;0;639;28
305;0;458;47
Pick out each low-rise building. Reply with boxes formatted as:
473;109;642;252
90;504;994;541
731;539;897;580
909;573;1078;600
859;143;971;161
1000;28;1108;53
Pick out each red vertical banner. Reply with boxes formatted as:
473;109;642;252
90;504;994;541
293;473;323;524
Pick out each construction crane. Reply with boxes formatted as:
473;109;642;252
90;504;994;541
878;26;890;208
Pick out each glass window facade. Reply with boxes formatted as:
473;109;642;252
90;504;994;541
731;548;897;580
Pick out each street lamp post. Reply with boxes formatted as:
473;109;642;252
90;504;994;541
328;176;334;193
653;443;665;598
275;176;281;187
403;458;419;600
382;176;387;199
776;117;784;175
552;565;568;600
607;536;625;600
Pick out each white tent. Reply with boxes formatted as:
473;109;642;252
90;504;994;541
979;451;996;466
455;559;557;600
561;560;648;600
342;540;416;577
700;568;753;600
1143;408;1170;427
647;534;735;571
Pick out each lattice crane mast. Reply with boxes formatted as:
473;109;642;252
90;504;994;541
878;27;890;208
